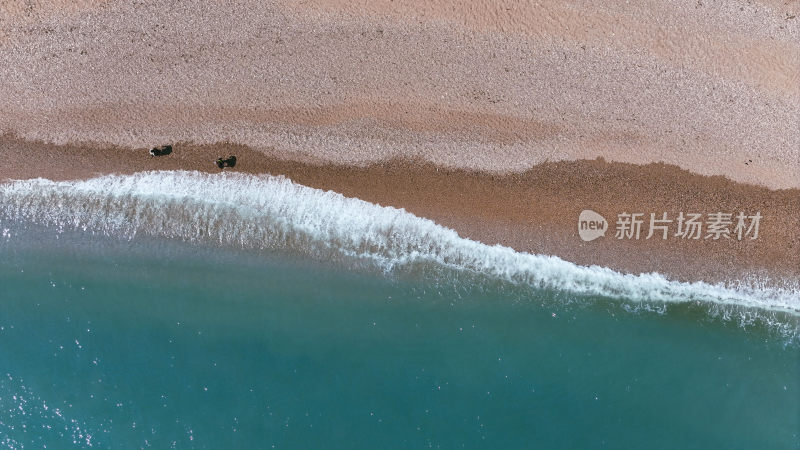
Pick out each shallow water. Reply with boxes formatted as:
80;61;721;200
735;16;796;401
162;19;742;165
0;172;798;448
0;227;797;449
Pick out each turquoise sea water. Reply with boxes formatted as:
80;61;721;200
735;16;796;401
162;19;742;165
0;172;798;448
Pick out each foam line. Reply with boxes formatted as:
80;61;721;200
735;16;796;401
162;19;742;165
1;171;797;314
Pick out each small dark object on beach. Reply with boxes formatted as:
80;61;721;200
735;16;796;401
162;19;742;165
215;155;237;169
150;145;173;156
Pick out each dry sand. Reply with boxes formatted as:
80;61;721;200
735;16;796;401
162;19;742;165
1;0;798;188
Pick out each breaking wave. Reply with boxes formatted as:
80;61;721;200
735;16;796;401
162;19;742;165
0;171;797;317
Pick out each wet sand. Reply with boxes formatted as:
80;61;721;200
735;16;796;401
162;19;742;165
2;135;797;286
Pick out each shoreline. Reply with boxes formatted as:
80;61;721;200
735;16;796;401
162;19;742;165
2;135;798;287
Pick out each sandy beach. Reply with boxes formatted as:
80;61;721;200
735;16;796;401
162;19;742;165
1;0;798;285
4;3;800;447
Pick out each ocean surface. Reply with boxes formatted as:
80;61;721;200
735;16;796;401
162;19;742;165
0;171;797;448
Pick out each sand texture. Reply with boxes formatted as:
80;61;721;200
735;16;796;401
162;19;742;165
1;0;798;188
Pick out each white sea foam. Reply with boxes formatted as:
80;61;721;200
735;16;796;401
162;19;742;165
0;171;797;315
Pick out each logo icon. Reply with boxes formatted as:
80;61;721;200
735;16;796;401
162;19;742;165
578;210;607;241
